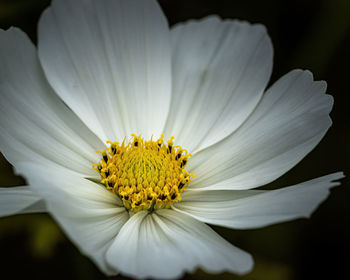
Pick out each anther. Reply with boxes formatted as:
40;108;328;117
103;154;108;163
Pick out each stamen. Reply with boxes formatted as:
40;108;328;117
93;134;194;213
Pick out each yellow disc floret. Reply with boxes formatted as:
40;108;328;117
93;134;194;213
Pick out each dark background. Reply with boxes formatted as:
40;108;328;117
0;0;349;279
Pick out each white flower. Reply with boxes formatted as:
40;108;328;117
0;0;344;279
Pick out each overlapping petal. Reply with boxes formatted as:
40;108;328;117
38;0;172;141
0;186;45;217
173;172;344;229
0;28;104;177
16;162;129;275
189;70;334;190
106;209;253;279
164;16;273;152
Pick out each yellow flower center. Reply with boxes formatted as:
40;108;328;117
93;134;194;213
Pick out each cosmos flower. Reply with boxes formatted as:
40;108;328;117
0;0;344;279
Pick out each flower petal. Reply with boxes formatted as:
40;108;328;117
164;16;273;152
38;0;172;141
174;173;344;229
189;70;334;190
16;162;129;276
106;209;253;279
0;28;105;177
0;186;45;217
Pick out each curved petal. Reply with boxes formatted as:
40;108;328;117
0;28;105;177
16;162;128;276
164;16;273;152
173;172;344;229
38;0;172;141
189;70;334;190
106;209;253;279
0;186;45;217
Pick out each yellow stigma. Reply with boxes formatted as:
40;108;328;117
93;134;194;213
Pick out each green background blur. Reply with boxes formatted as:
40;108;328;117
0;0;349;279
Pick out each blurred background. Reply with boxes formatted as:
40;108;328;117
0;0;349;279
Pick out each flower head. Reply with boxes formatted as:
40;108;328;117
0;0;344;279
93;134;194;212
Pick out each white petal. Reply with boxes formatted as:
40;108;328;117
106;209;253;279
0;186;45;217
164;17;272;152
0;28;105;177
16;162;128;275
174;172;344;229
38;0;172;141
189;70;334;190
